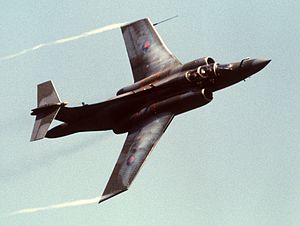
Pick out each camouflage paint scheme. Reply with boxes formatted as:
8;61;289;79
30;18;270;203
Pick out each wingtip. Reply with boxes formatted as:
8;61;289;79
98;189;128;204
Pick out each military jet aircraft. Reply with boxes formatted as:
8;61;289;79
30;18;270;203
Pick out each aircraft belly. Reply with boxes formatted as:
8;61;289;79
142;90;211;115
113;89;211;134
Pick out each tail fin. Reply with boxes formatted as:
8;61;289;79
30;81;67;141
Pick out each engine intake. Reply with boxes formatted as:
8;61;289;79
181;56;215;71
201;88;213;101
185;63;219;83
197;63;218;79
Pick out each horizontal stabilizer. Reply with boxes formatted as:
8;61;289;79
30;81;67;141
37;80;61;107
30;106;61;141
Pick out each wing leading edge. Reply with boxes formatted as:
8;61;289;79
99;112;174;203
121;18;181;82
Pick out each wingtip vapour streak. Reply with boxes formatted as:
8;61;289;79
9;196;100;216
1;22;126;61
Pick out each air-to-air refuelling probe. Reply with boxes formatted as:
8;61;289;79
30;18;270;203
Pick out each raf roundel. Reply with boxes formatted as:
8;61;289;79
127;155;136;165
142;40;151;52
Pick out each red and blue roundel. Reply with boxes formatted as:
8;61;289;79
127;155;136;165
142;40;151;52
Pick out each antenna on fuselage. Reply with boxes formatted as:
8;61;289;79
153;15;178;26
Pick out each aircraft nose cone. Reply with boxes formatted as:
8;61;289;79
252;59;271;71
240;58;271;77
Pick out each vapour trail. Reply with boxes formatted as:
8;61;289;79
1;22;125;61
9;196;100;216
1;132;112;182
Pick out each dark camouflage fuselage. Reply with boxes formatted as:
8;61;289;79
31;18;270;203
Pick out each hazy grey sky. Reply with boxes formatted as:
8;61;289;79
1;1;299;225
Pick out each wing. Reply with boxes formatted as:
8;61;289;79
99;112;174;203
121;18;181;82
